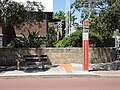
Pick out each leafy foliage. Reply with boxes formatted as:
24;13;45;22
7;30;42;48
47;28;57;47
72;0;120;26
57;30;104;47
89;0;120;43
89;31;103;47
53;10;77;25
0;0;44;27
72;0;108;22
70;7;77;25
57;30;82;47
53;11;66;21
71;0;119;47
0;0;44;47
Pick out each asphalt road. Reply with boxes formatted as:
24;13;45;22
0;77;120;90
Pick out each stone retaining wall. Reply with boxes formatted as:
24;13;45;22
0;48;115;66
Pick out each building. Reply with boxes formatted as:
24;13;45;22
0;0;53;47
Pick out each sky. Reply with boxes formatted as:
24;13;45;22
53;0;80;24
53;0;66;12
53;0;74;12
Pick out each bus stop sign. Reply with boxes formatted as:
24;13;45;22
83;20;89;70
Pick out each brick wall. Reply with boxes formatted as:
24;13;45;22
14;20;47;36
0;48;115;66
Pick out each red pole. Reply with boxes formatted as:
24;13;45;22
83;20;89;71
83;40;88;70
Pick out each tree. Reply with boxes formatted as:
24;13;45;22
89;0;120;38
72;0;114;22
72;0;120;47
47;28;57;47
53;11;66;21
70;6;77;25
0;0;44;29
53;9;77;25
0;0;44;46
72;0;120;28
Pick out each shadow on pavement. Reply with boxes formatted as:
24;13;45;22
23;67;50;73
0;65;59;73
0;66;16;72
90;61;120;71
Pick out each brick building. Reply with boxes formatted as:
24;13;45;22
0;0;53;47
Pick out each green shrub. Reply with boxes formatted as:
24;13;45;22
56;30;82;47
7;30;42;48
7;41;15;48
56;30;104;47
47;28;57;47
89;31;104;47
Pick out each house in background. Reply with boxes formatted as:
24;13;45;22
0;0;53;47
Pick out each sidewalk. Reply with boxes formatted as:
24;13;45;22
0;64;120;78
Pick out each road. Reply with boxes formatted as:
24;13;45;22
0;77;120;90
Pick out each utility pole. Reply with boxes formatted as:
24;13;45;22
65;0;70;37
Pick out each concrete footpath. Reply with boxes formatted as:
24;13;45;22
0;64;120;78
